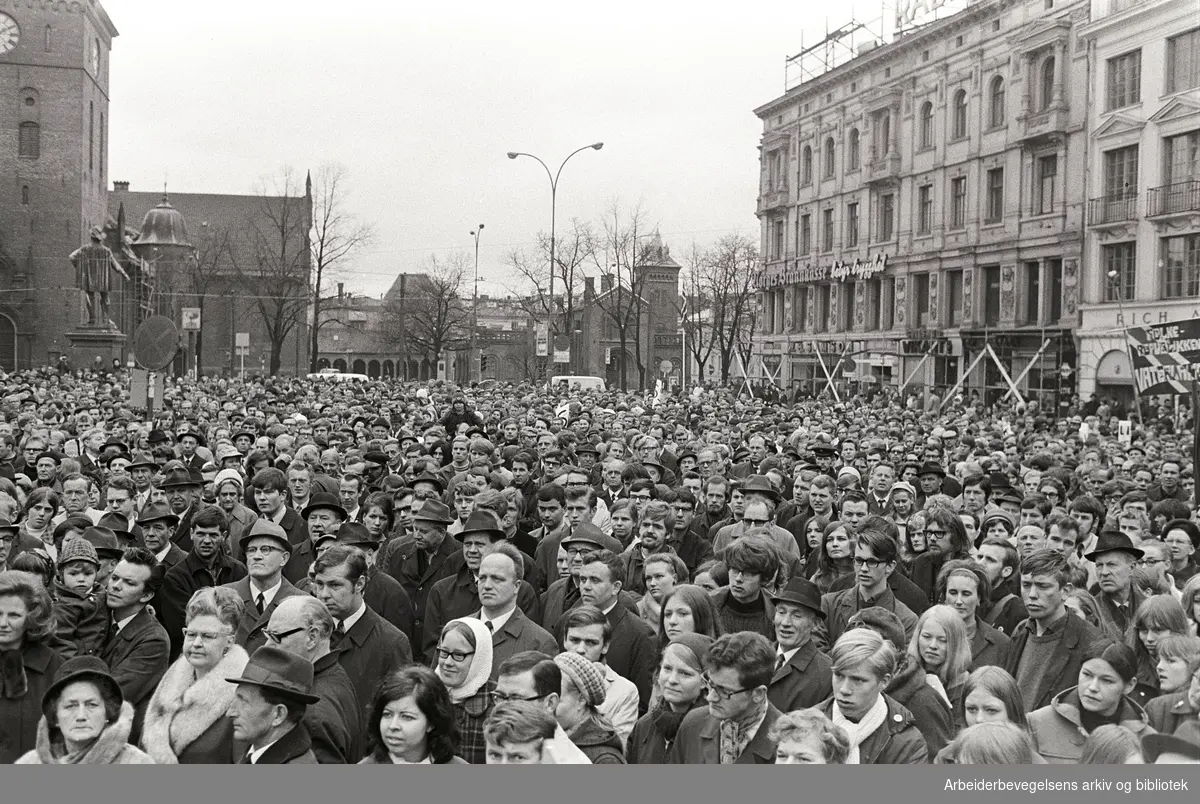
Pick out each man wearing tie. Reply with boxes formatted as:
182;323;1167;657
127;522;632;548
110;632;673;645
222;520;305;654
226;646;321;764
766;577;832;714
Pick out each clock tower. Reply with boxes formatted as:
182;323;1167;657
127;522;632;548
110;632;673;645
0;0;117;369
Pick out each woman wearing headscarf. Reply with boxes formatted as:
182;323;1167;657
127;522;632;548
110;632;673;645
15;655;154;764
0;570;64;763
626;634;712;763
140;587;250;763
434;617;495;764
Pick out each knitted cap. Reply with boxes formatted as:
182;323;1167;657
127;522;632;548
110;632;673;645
58;536;100;568
554;652;607;707
846;606;905;652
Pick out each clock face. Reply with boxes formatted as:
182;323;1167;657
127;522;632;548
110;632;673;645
0;14;19;55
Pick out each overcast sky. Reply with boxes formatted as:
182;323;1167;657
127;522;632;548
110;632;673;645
107;0;849;299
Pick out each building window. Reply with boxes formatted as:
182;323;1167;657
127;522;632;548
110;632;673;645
800;214;812;254
89;101;94;170
879;193;895;241
988;76;1005;127
765;149;783;191
1165;130;1200;185
1167;29;1200;94
946;269;963;326
1106;50;1142;111
867;278;882;330
1023;261;1041;324
821;209;834;252
952;90;968;140
795;286;808;332
1046;259;1063;321
44;25;52;51
100;112;105;178
1103;243;1136;302
1037;154;1057;214
846;202;859;247
18;123;40;159
21;185;29;205
985;168;1004;222
881;277;895;330
842;283;856;331
918;184;933;235
1104;145;1139;200
824;137;835;179
802;145;813;185
1162;234;1200;299
772;219;785;260
815;285;830;332
874;111;891;157
1040;57;1056;111
950;176;967;229
920;101;934;148
912;273;931;326
848;128;860;170
982;265;1001;325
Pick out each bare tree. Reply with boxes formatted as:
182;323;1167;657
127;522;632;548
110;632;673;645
705;234;759;382
677;242;718;384
228;167;312;375
190;226;232;373
591;201;656;390
383;253;471;370
308;164;375;373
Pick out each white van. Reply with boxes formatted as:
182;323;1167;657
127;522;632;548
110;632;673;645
551;375;606;392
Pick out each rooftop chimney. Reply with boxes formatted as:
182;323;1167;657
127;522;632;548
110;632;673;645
601;273;613;293
113;181;129;192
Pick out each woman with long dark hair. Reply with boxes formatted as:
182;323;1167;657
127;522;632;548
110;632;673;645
360;666;467;764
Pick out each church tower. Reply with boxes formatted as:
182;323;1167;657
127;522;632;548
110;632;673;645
634;232;683;386
0;0;117;368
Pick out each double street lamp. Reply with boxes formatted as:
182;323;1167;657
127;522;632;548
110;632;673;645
507;142;603;380
469;224;484;383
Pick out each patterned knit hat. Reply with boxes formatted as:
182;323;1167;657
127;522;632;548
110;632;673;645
554;652;607;707
58;536;100;568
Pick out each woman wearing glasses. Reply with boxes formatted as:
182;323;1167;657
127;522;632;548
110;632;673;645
434;617;495;764
141;587;250;763
360;666;467;764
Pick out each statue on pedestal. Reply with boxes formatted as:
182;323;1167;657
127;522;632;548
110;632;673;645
70;226;128;328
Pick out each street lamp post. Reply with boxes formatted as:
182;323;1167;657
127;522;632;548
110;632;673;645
1108;269;1144;428
507;142;603;382
469;224;484;383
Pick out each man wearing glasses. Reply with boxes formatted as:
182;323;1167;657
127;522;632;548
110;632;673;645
1162;521;1200;590
223;519;304;654
821;529;917;645
265;595;362;764
667;631;781;764
1135;541;1183;601
493;651;592;763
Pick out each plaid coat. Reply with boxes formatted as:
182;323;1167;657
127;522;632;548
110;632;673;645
452;680;496;765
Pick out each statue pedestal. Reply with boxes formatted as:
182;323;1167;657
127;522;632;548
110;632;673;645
66;325;127;365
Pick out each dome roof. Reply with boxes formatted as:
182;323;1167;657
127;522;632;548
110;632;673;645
135;195;192;249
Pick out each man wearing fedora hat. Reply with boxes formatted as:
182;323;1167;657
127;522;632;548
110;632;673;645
419;510;542;663
126;451;158;515
1087;529;1146;639
386;499;462;643
282;492;346;585
176;431;208;476
136;502;187;572
767;577;832;714
222;520;305;655
226;646;321;764
156;464;204;552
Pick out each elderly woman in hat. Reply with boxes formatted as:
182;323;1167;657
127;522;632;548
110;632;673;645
214;468;258;562
15;653;154;764
140;586;250;763
554;650;626;764
0;570;64;763
435;616;496;764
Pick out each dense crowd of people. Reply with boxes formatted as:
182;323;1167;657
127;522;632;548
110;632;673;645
0;365;1198;766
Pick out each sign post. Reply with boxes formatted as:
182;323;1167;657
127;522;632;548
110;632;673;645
181;308;201;380
235;332;250;380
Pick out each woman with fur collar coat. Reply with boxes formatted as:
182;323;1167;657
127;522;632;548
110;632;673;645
139;587;250;763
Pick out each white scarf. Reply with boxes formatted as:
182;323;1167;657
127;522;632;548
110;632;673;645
924;674;951;708
831;695;889;764
435;617;493;703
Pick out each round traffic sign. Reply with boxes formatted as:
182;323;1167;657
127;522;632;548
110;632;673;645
659;359;674;375
132;315;180;370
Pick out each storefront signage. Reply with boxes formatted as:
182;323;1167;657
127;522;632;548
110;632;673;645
755;253;889;289
1127;318;1200;396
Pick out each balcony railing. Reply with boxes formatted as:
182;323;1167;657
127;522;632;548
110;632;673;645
1148;181;1200;217
1088;194;1138;225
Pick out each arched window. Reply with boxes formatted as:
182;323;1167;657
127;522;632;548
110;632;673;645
802;145;813;184
18;123;40;159
1040;57;1056;110
823;137;835;178
952;89;968;139
989;76;1006;127
44;25;52;51
848;128;860;170
21;185;29;205
920;101;934;148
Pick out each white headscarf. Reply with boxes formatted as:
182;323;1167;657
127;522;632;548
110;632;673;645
435;617;493;703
